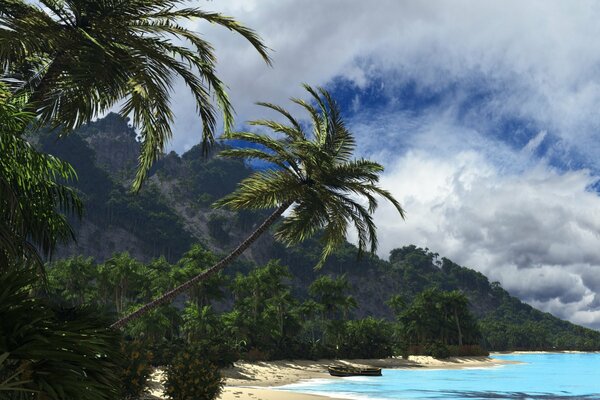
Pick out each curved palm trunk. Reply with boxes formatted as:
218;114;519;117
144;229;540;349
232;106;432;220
111;201;292;329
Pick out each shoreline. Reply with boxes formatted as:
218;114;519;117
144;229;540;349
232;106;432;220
217;355;517;400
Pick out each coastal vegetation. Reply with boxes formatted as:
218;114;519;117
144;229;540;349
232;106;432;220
45;249;484;363
113;85;406;328
2;1;600;400
1;0;270;190
0;0;269;398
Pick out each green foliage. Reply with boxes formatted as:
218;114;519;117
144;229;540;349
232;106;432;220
176;144;252;201
424;341;450;359
309;274;357;320
47;256;97;306
228;260;302;359
163;347;224;400
207;213;231;244
97;252;147;314
395;288;481;348
181;304;239;367
338;318;394;359
172;245;226;308
37;128;194;260
216;85;406;268
119;341;153;400
0;268;123;400
1;0;270;190
123;305;180;344
0;91;81;270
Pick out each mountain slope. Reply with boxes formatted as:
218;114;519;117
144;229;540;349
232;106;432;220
38;114;600;350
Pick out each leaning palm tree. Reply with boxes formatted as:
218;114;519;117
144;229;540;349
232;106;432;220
0;0;270;190
112;85;406;329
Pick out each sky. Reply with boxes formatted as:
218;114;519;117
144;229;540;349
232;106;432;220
166;1;600;329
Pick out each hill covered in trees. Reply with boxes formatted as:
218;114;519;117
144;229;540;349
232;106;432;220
39;114;600;351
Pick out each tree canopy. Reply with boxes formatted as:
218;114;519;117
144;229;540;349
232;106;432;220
0;0;271;189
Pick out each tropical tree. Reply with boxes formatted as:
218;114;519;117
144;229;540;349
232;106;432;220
112;85;406;328
0;268;124;399
225;260;301;358
0;0;270;189
307;274;357;349
309;274;357;320
47;256;97;306
97;252;146;314
171;244;227;308
0;89;82;271
445;290;469;346
396;288;479;348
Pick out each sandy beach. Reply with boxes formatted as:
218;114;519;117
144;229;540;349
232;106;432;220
147;356;516;399
216;356;516;400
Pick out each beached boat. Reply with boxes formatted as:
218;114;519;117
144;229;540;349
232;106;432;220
327;366;382;377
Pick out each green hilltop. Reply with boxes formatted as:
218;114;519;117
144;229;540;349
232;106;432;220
39;113;600;352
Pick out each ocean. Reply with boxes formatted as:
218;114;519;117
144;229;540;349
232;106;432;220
278;353;600;399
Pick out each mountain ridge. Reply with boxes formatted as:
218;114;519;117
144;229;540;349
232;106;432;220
38;113;600;349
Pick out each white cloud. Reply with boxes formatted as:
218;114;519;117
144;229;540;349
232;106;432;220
169;0;600;163
160;1;600;328
370;140;600;328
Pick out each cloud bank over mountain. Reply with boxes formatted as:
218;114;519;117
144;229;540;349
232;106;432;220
165;1;600;329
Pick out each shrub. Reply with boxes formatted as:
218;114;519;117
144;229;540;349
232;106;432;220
242;347;270;362
0;269;123;400
425;341;450;359
163;347;224;400
447;344;489;357
119;341;154;399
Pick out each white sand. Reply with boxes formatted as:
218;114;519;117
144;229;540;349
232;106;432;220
217;356;516;400
146;356;516;400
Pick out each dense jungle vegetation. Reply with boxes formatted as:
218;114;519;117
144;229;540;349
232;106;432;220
3;1;600;400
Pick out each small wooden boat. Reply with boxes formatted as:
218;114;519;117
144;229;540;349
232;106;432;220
328;366;382;377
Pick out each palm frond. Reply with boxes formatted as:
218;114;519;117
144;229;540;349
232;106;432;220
217;85;406;268
213;170;300;210
1;0;271;191
0;96;81;271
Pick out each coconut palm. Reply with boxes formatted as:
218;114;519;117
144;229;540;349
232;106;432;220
444;290;470;346
0;0;270;189
112;85;406;328
0;92;82;271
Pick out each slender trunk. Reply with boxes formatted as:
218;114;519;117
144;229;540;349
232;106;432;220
111;201;292;329
454;308;463;346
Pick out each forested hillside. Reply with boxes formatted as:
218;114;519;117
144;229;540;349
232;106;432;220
40;114;600;351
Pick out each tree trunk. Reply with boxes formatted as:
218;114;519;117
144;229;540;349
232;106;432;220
454;308;463;346
111;201;292;329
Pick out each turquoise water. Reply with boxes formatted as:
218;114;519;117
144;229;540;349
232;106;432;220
278;353;600;399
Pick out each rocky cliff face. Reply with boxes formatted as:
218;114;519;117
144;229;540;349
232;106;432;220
77;113;141;182
42;113;269;264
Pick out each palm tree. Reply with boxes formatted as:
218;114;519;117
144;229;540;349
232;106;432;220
0;92;82;271
444;290;469;346
0;0;270;189
172;244;228;308
0;268;123;399
112;85;406;329
309;274;357;320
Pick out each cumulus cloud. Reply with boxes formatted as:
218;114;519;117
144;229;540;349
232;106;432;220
370;138;600;328
158;1;600;329
170;1;600;161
